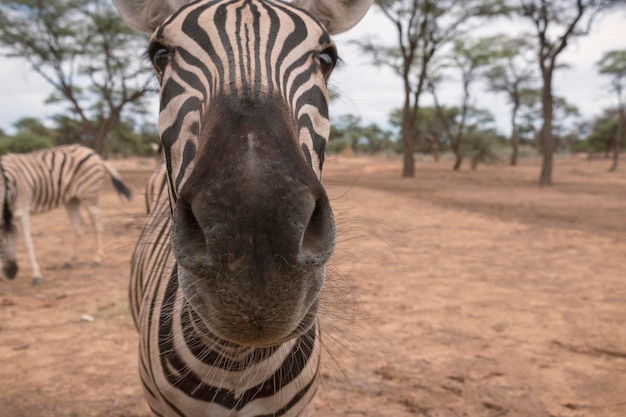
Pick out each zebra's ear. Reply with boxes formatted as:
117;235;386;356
291;0;375;35
111;0;190;34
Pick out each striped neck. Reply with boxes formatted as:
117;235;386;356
154;266;321;411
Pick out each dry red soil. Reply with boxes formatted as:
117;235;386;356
1;155;625;417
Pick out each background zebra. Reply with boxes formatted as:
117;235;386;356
0;144;132;285
112;0;373;415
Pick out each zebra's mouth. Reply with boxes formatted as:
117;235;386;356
177;265;324;347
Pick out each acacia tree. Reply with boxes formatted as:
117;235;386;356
484;35;537;166
0;0;153;155
513;88;581;154
597;49;626;172
358;0;504;177
429;36;500;170
517;0;622;186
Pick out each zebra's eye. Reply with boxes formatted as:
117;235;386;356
318;48;337;76
150;45;170;75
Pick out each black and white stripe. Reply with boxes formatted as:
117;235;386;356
114;0;373;415
134;167;319;417
0;144;132;284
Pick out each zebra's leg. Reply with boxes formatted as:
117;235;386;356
84;203;103;267
64;198;83;268
15;212;43;285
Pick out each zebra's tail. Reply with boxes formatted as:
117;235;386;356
102;161;133;201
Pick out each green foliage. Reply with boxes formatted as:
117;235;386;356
389;106;451;153
0;115;158;156
106;120;159;157
0;132;55;155
449;35;503;76
0;116;57;154
462;113;504;168
363;0;509;176
325;137;352;154
389;104;502;163
483;34;537;146
53;115;89;145
596;49;626;79
517;145;539;159
513;0;625;184
13;117;53;137
468;134;503;169
328;115;395;155
575;109;620;153
596;49;626;114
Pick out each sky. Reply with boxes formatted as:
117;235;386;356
0;5;625;136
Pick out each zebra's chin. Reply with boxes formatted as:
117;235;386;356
177;265;324;347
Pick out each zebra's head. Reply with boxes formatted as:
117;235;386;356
113;0;373;346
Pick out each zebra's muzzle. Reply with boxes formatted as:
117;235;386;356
169;94;335;346
171;185;334;346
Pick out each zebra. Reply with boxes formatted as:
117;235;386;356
112;0;374;415
0;144;132;285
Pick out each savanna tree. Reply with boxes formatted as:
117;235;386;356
597;49;626;171
0;0;154;155
358;0;505;177
389;105;458;160
484;35;537;166
516;0;623;185
429;36;501;170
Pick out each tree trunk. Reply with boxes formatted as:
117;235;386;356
510;139;519;166
401;101;415;178
399;48;415;178
510;100;520;166
471;156;478;170
92;110;120;157
451;76;470;172
609;103;624;172
93;132;107;156
431;139;440;162
539;70;554;186
539;144;553;185
453;151;462;171
402;50;430;178
451;132;463;171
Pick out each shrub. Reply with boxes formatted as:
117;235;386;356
0;132;55;154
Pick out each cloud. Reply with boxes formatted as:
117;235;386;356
0;60;58;133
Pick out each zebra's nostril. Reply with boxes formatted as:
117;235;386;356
300;195;335;263
172;201;209;261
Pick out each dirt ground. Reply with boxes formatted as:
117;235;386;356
1;154;625;417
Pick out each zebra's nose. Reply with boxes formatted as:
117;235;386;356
172;187;335;273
